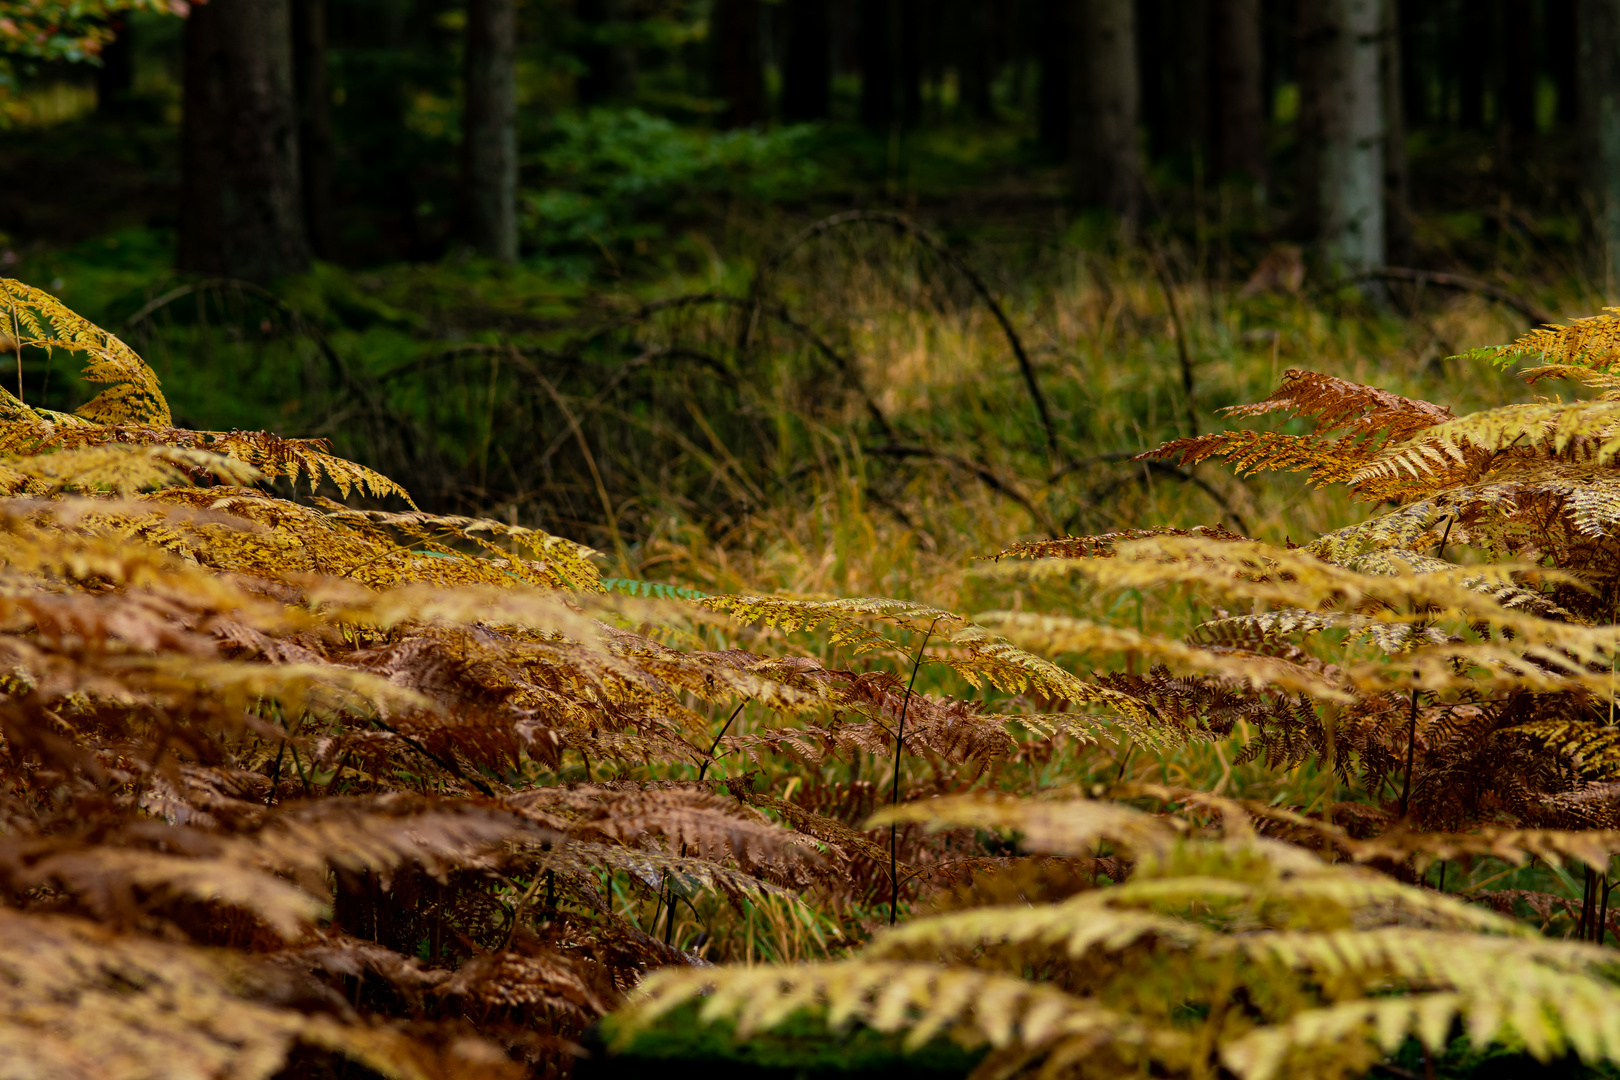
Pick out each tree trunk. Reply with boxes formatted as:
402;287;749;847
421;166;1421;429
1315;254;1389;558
292;0;336;260
577;0;636;105
1297;0;1384;275
1211;0;1266;186
1551;0;1578;125
957;0;994;120
1498;0;1536;153
1382;0;1410;261
95;18;134;114
1169;0;1211;160
1070;0;1141;224
859;0;895;129
783;0;831;121
1038;0;1069;157
898;0;923;127
178;0;310;283
1459;2;1486;129
1580;0;1620;293
712;0;766;127
463;0;517;262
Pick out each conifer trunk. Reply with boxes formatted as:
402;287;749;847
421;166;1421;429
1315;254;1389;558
1297;0;1384;275
1382;0;1410;260
178;0;310;283
577;0;637;104
1037;0;1069;157
1211;0;1265;188
463;0;518;262
712;0;767;128
782;0;831;122
292;0;336;260
1580;0;1620;294
1069;0;1142;225
859;0;895;129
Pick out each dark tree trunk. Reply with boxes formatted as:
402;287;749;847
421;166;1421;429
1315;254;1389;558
1296;0;1384;273
95;19;134;114
712;0;767;127
1579;0;1620;291
1551;0;1578;125
1211;0;1266;185
1498;0;1536;155
1038;0;1069;157
783;0;831;121
1070;0;1142;224
1459;1;1486;128
577;0;637;104
463;0;517;262
899;0;923;127
859;0;895;128
1382;0;1410;260
1169;0;1211;159
957;0;994;120
292;0;336;260
1397;0;1426;126
178;0;309;283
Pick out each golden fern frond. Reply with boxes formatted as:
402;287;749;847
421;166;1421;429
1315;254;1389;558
1219;368;1454;442
0;277;172;426
0;444;260;496
0;908;513;1080
1491;307;1620;370
1522;362;1620;397
616;960;1138;1055
1352;400;1620;484
940;624;1157;720
312;504;602;591
988;524;1253;561
977;610;1354;702
531;839;805;909
870;793;1180;858
35;426;414;503
699;594;963;654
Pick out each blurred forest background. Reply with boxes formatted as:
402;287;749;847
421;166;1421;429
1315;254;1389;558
1;0;1616;583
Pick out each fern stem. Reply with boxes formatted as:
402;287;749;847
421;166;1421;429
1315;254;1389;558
699;699;749;784
1397;688;1419;820
890;618;941;927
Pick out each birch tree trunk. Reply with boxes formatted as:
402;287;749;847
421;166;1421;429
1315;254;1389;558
1070;0;1141;225
463;0;517;262
178;0;310;283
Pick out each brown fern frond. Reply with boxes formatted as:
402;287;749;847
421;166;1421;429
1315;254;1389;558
1220;368;1455;443
1137;430;1372;485
988;524;1253;561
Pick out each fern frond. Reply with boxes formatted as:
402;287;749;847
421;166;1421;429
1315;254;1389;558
0;277;172;426
1137;430;1372;485
870;794;1180;858
1218;368;1455;443
988;524;1253;561
618;960;1138;1054
1490;307;1620;370
699;594;963;654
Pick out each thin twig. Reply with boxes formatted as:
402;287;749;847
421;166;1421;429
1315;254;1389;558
891;617;941;927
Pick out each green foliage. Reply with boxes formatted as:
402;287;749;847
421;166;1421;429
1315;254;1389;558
523;108;822;254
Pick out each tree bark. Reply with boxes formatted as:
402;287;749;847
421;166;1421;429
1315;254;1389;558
292;0;336;260
1070;0;1141;224
712;0;766;127
1211;0;1266;186
783;0;831;121
1580;0;1620;293
859;0;895;129
1038;0;1069;157
178;0;310;283
95;18;134;114
956;0;994;120
1382;0;1410;261
463;0;517;262
577;0;636;105
1296;0;1384;275
1551;0;1578;125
